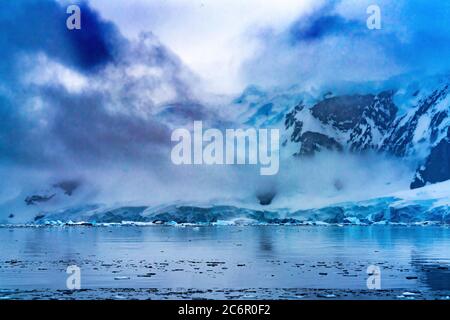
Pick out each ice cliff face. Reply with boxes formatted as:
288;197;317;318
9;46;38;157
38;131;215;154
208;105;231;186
26;180;450;226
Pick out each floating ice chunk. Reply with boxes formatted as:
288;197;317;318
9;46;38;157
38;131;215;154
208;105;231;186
318;294;336;298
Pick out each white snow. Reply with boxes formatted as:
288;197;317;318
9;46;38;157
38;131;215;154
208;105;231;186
391;179;450;203
413;114;431;144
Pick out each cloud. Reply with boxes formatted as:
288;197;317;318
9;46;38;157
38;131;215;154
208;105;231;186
88;0;323;94
0;0;255;218
288;3;362;43
242;0;450;90
0;1;120;79
0;0;226;207
0;1;208;167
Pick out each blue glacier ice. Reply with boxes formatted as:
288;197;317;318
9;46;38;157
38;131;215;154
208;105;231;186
23;181;449;226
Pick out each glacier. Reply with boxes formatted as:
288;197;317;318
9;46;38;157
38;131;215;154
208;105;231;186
8;180;448;227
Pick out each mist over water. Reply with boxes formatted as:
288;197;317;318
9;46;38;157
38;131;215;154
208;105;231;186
0;147;415;224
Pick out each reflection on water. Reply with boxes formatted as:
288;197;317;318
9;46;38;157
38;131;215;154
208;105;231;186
0;226;449;293
411;253;450;291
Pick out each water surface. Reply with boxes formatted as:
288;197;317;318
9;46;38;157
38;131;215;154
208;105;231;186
1;226;449;299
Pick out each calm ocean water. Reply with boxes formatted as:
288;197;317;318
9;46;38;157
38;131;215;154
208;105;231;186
1;226;450;299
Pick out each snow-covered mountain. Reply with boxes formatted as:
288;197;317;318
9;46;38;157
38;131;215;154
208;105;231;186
234;76;450;190
283;91;397;155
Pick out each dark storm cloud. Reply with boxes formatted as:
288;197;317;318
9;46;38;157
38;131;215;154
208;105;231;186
289;12;361;43
0;0;210;170
41;87;171;164
66;1;119;70
0;0;120;76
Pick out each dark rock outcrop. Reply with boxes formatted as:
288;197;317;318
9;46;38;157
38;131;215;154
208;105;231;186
296;132;343;156
25;194;55;206
411;128;450;189
281;83;450;188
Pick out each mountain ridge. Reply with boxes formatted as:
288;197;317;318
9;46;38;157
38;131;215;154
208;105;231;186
234;76;450;189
